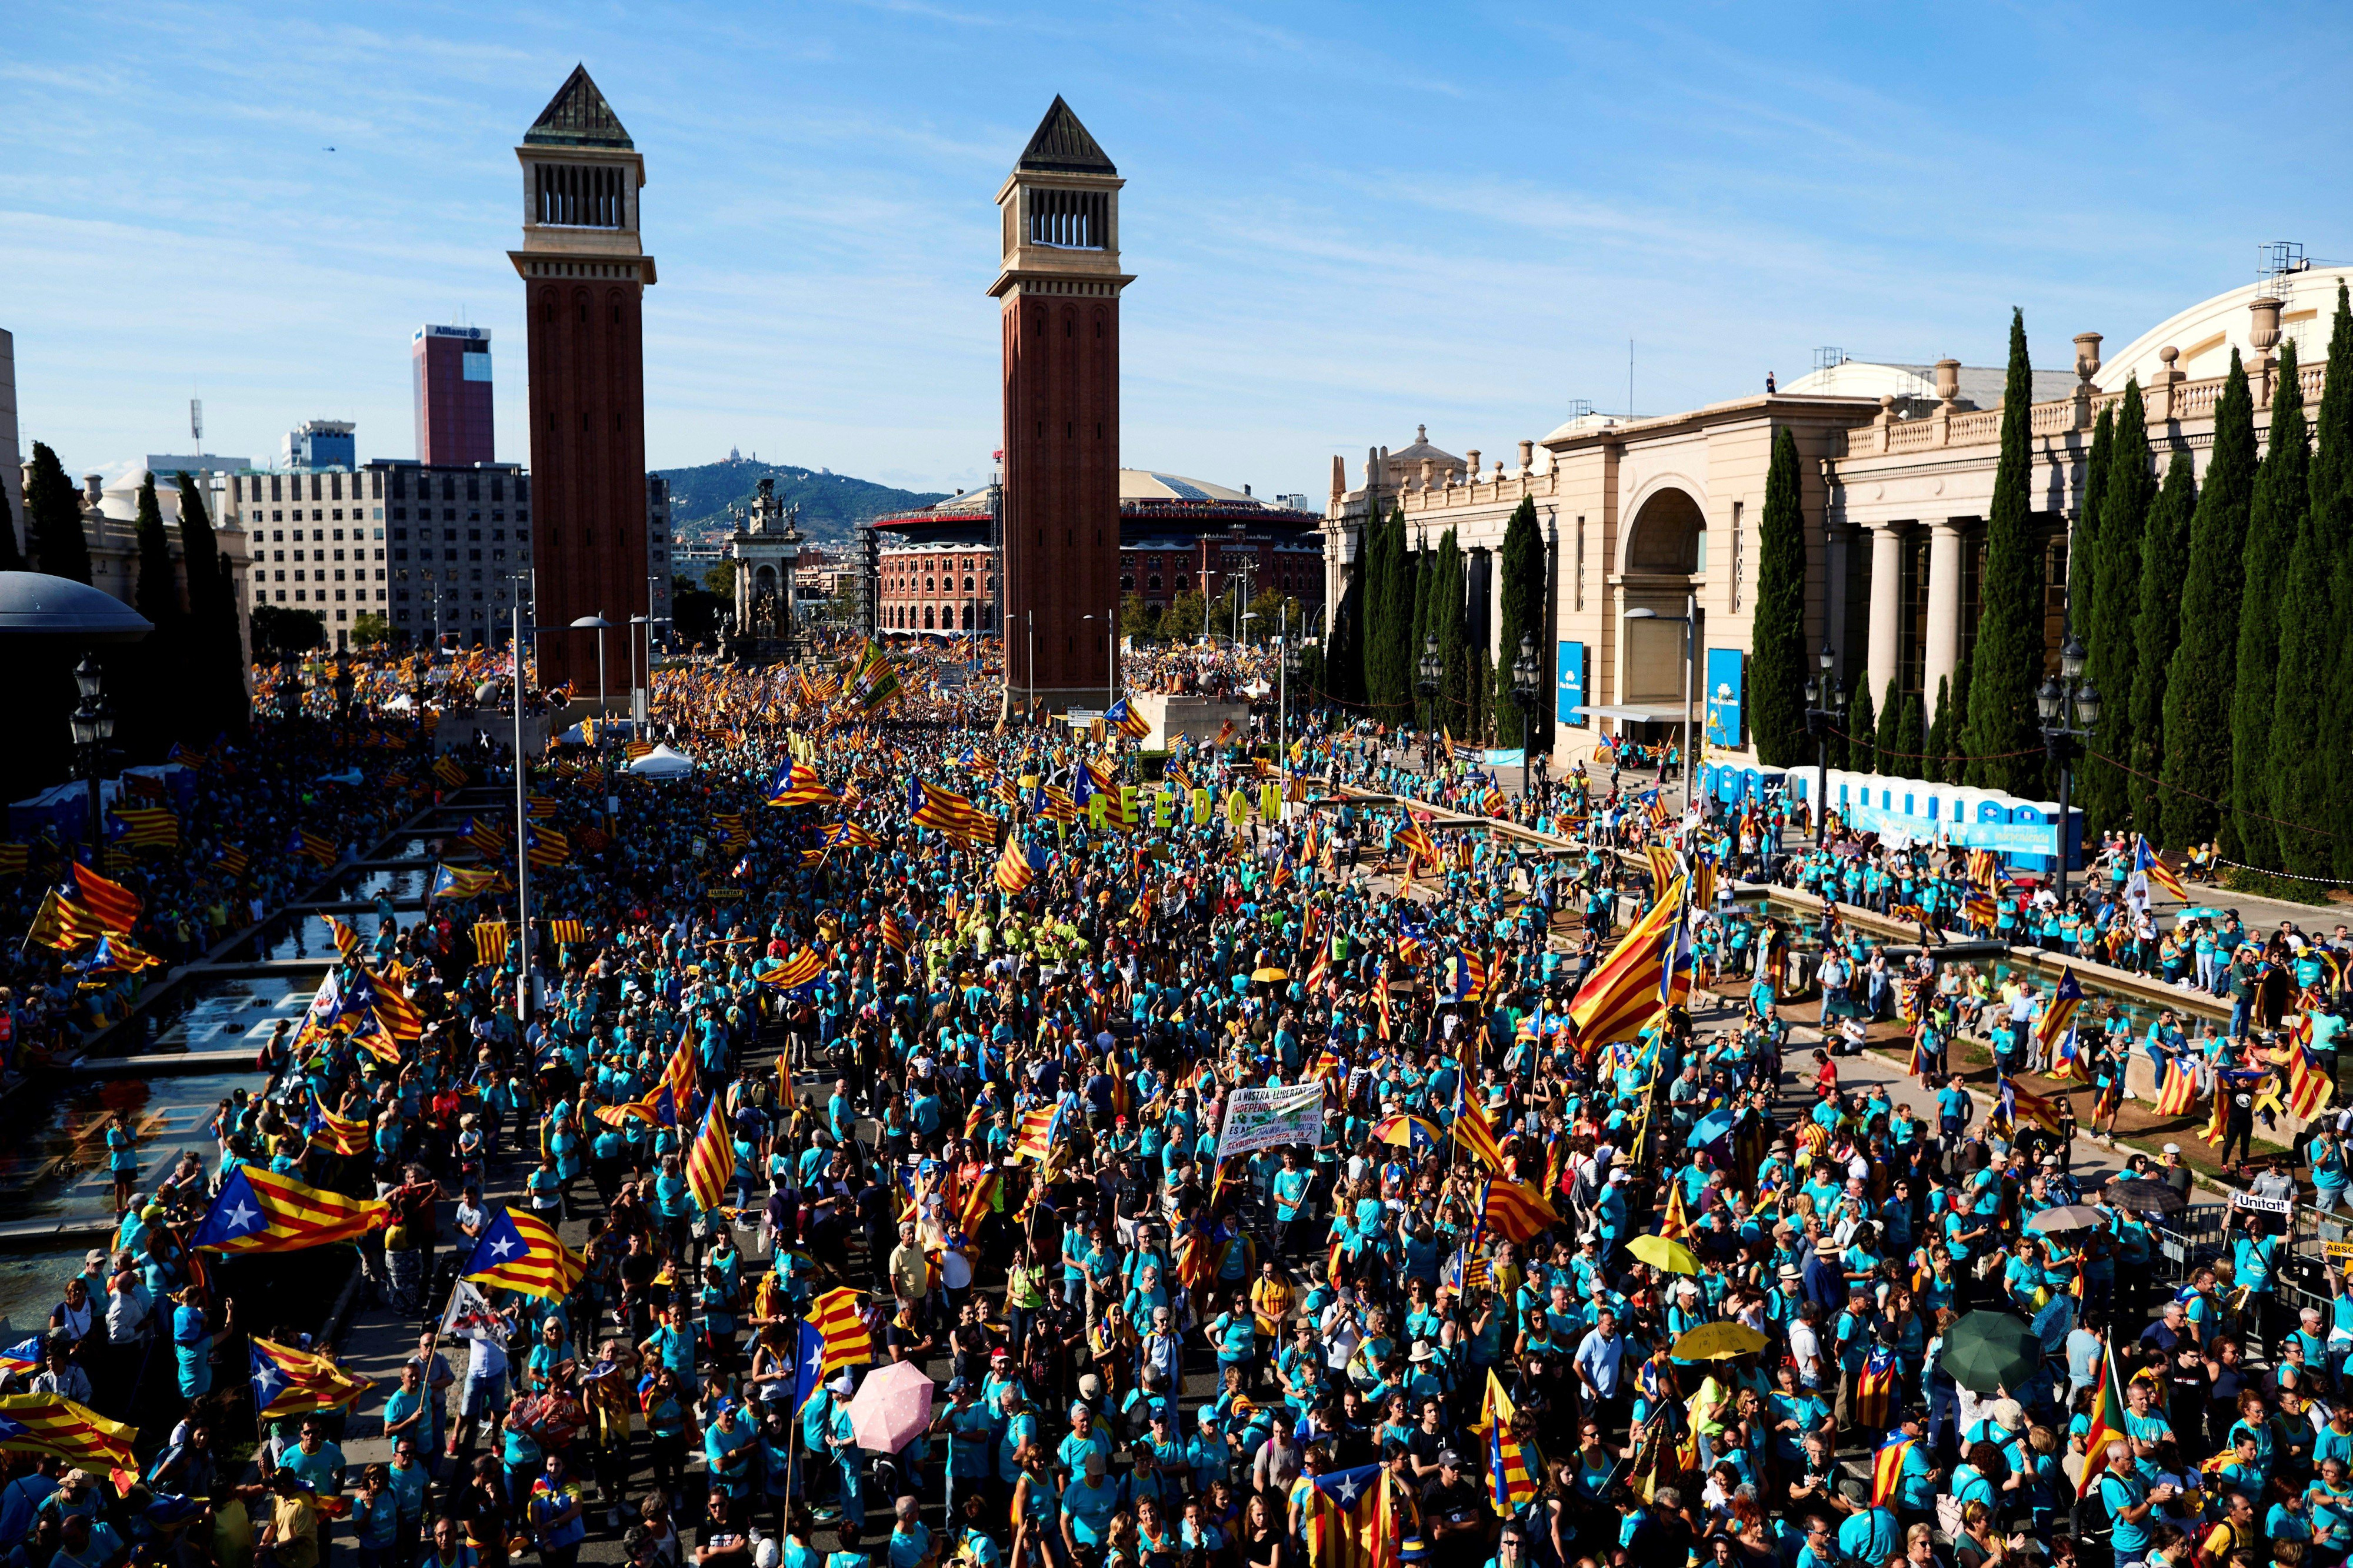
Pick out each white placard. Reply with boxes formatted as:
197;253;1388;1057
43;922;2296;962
1215;1080;1328;1159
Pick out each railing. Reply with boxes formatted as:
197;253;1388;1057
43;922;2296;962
1831;356;2330;458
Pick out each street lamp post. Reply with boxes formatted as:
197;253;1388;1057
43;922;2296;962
334;665;355;726
1280;603;1301;800
1416;633;1441;772
67;655;115;846
1624;593;1697;812
1802;643;1844;848
1510;631;1541;799
2036;634;2101;908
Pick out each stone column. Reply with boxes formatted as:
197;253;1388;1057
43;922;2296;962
1922;519;1968;700
1865;522;1905;690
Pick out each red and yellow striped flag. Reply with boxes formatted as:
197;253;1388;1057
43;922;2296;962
808;1286;872;1374
459;1206;586;1302
684;1092;735;1214
0;1394;136;1470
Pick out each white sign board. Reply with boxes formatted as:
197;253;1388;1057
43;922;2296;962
1215;1080;1328;1159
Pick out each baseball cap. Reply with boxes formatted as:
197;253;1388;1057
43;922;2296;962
2162;1143;2182;1154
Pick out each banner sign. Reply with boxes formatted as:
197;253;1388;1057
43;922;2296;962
1214;1080;1327;1159
1844;800;2059;858
2230;1189;2293;1215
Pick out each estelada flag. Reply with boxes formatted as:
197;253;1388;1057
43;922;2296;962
1478;1176;1562;1245
460;1205;586;1301
25;890;109;952
879;912;912;953
327;914;362;956
1304;1464;1395;1568
1657;1182;1694;1242
191;1165;388;1254
757;947;823;990
2154;1057;2197;1117
1478;1370;1542;1518
108;806;181;850
1871;1432;1917;1507
2134;835;2191;902
0;1394;136;1471
1104;697;1151;740
251;1337;372;1419
2037;969;2084;1055
1449;1092;1508;1175
808;1287;873;1376
766;760;838;808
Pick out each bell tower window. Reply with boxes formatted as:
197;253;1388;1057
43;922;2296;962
535;162;624;228
1027;187;1106;251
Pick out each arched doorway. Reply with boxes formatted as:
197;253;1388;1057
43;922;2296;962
1619;486;1707;710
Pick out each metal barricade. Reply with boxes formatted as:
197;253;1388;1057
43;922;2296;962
2147;1203;2230;1285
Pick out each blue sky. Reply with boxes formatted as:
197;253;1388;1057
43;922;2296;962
4;1;2347;502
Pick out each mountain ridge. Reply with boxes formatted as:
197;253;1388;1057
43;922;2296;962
657;456;949;545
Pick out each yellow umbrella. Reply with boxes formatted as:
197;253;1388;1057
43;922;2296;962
1627;1234;1699;1275
1671;1321;1769;1361
1251;967;1288;983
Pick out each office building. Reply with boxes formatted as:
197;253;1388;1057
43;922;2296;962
284;419;356;471
414;325;496;467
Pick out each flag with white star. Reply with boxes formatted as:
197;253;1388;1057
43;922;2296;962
250;1337;372;1420
191;1165;389;1254
1306;1463;1397;1568
459;1205;585;1301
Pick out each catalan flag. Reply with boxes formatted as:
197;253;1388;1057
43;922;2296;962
1105;696;1151;740
2008;1078;2065;1139
1395;818;1441;870
327;914;362;957
191;1165;388;1254
108;806;181;851
956;1170;1002;1238
460;1206;587;1301
2037;970;2084;1056
2076;1341;2130;1496
525;825;569;868
165;741;209;769
1304;1464;1396;1568
1854;1346;1899;1430
757;947;825;990
429;863;498;902
306;1099;372;1159
996;833;1037;895
1478;1370;1542;1517
766;761;839;808
0;1337;44;1380
1449;1090;1508;1174
2129;835;2189;902
823;820;883;850
1657;1181;1694;1242
473;922;511;965
594;1085;679;1131
1568;878;1688;1051
0;1394;136;1471
684;1092;736;1214
908;778;995;845
843;640;901;711
807;1287;873;1376
1478;1177;1562;1245
82;932;161;976
1871;1432;1917;1508
1037;783;1078;824
296;828;338;865
1962;889;1999;929
879;911;912;953
2154;1057;2197;1117
1011;1105;1061;1163
24;890;109;952
432;756;468;788
368;974;424;1042
65;862;140;934
250;1337;372;1419
2291;1042;2335;1122
461;817;504;856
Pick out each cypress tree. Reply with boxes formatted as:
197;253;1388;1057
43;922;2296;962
2275;285;2353;877
1925;678;1952;779
1944;666;1970;784
1749;427;1808;766
2228;340;2304;866
0;476;23;572
1407;535;1430;729
1432;529;1468;739
1363;505;1407;713
2069;406;2112;635
2314;285;2353;877
2081;380;2152;833
24;443;92;585
1897;687;1924;773
2159;351;2254;852
1325;562;1364;706
1823;677;1848;772
175;473;249;738
125;473;186;759
1847;675;1877;775
2128;452;2195;836
1962;309;2044;796
1874;676;1905;770
1492;497;1544;750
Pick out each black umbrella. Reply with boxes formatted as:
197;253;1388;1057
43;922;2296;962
1941;1310;2041;1394
2106;1177;2187;1215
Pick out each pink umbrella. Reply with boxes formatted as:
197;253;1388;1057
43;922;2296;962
846;1359;935;1454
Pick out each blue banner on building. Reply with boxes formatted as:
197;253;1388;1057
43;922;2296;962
1703;648;1745;749
1556;642;1586;727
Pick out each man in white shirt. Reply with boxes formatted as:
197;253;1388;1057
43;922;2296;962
1787;1301;1825;1391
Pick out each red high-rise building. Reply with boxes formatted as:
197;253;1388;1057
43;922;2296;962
991;98;1129;714
509;65;654;696
412;325;496;468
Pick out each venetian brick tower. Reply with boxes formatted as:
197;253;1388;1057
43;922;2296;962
509;65;654;695
991;97;1130;715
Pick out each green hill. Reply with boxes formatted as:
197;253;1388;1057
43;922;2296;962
656;456;947;544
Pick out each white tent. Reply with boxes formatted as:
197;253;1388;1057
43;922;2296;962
625;743;694;779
